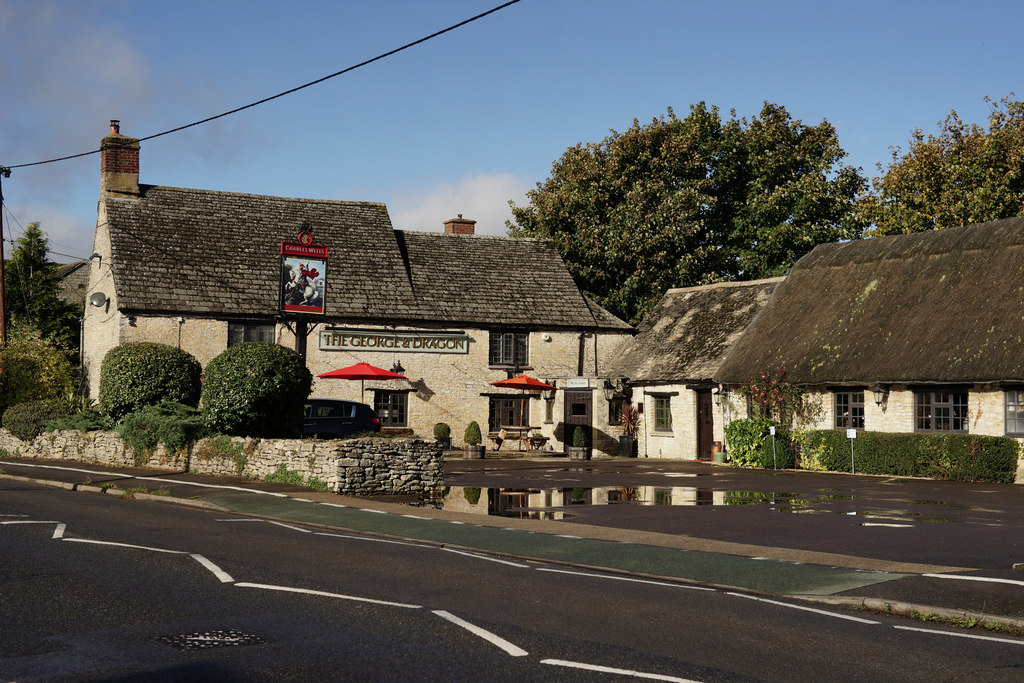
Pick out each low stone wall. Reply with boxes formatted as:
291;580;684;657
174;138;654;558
0;429;443;495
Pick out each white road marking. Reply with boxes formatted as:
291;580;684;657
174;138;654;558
1;520;61;525
236;582;421;609
725;592;881;624
894;624;1024;645
317;502;347;508
0;514;30;517
432;610;528;657
191;554;234;583
61;538;187;554
923;573;1024;588
443;548;529;567
402;514;429;520
541;658;701;682
862;523;914;528
362;508;388;514
268;521;312;533
314;531;431;548
52;523;65;539
538;568;714;591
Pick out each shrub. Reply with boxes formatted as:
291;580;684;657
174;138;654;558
116;400;211;464
2;400;72;441
572;425;587;448
797;430;1018;482
201;342;312;437
45;407;113;433
0;322;76;413
724;417;795;469
464;421;482;445
433;422;451;439
99;343;202;420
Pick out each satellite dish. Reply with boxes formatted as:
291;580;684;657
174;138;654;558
89;292;108;308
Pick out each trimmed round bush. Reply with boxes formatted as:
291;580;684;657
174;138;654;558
99;343;202;420
200;342;312;437
2;400;71;441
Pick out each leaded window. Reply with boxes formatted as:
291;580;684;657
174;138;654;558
373;391;408;428
489;331;529;367
1006;389;1024;436
489;397;526;432
654;396;672;432
228;322;275;346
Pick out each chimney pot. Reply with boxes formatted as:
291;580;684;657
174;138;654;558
110;120;120;134
100;121;139;197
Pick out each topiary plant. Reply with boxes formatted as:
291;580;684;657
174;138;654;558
572;425;587;448
464;421;482;445
433;422;451;439
200;342;312;437
99;342;202;420
2;400;72;441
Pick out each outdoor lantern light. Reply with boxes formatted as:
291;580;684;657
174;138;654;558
542;380;556;400
390;360;405;375
872;384;889;406
602;380;617;401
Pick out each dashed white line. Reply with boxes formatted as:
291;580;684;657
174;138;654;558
1;520;61;525
314;531;431;548
538;568;714;591
894;625;1024;645
191;554;235;583
541;658;700;682
268;521;312;533
923;573;1024;588
236;582;422;609
52;523;65;539
725;592;881;624
432;610;528;657
443;547;529;567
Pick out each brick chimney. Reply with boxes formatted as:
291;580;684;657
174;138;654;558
443;215;476;235
100;120;140;197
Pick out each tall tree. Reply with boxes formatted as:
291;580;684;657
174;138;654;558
509;103;866;324
3;222;79;354
859;96;1024;234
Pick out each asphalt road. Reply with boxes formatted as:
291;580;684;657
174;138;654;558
5;481;1024;682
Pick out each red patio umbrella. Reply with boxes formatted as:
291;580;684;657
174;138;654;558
318;362;407;403
489;374;558;450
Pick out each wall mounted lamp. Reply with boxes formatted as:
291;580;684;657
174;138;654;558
872;384;890;406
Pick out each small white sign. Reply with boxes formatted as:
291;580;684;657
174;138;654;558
566;378;590;388
769;426;776;436
847;428;857;439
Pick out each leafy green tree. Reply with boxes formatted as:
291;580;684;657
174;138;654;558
509;103;866;324
859;96;1024;234
3;222;80;353
0;321;76;413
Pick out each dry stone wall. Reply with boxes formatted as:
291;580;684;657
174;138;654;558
0;429;442;495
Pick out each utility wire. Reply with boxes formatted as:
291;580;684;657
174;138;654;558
4;0;521;170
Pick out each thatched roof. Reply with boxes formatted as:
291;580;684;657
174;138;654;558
104;186;629;331
606;278;782;384
716;217;1024;385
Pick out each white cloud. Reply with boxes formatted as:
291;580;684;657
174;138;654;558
386;172;532;236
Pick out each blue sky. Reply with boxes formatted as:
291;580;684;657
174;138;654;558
2;0;1021;263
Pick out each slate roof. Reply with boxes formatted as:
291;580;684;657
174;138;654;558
715;216;1024;385
105;185;629;330
605;278;782;383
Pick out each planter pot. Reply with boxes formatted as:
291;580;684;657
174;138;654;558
618;435;635;458
714;450;727;464
462;445;485;459
712;441;726;464
567;446;590;461
436;436;452;450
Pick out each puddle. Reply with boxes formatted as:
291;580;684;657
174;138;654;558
438;486;857;516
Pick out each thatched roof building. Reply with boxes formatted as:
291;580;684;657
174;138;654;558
608;278;782;385
716;217;1024;386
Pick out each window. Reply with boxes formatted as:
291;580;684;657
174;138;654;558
834;390;865;430
373;391;408;428
489;331;529;367
608;397;624;426
1006;389;1024;436
915;389;968;432
544;396;554;424
228;321;275;346
654;396;672;432
489;397;526;432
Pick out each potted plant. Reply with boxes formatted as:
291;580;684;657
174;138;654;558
567;425;590;460
463;421;485;459
618;403;640;458
433;422;452;450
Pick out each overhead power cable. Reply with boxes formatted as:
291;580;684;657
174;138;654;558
5;0;521;170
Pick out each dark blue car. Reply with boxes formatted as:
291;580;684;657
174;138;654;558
303;399;382;438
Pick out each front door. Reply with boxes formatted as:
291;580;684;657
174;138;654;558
563;389;593;454
697;389;714;460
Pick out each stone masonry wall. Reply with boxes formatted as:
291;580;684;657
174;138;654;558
0;429;443;496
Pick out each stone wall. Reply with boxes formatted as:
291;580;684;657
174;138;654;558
0;429;442;496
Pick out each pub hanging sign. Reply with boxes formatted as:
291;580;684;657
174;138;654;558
280;226;328;315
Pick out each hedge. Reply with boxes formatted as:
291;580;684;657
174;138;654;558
99;343;202;419
724;417;796;469
797;430;1019;483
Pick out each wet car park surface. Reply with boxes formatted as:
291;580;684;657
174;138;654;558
441;458;1024;572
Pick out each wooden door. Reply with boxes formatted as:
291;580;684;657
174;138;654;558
563;390;593;454
697;389;714;460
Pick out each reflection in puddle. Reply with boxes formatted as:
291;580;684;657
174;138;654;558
439;486;857;517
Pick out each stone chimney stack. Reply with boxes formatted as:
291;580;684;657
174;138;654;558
443;215;476;235
100;120;140;197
